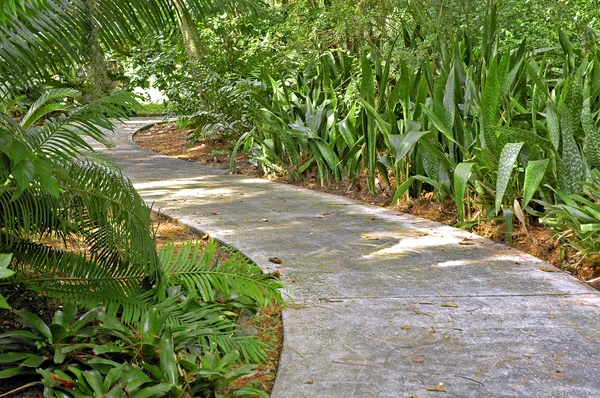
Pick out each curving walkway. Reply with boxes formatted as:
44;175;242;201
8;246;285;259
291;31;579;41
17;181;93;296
102;119;600;397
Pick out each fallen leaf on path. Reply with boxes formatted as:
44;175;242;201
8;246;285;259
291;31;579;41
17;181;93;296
269;257;283;264
426;383;447;392
441;304;459;308
539;266;560;272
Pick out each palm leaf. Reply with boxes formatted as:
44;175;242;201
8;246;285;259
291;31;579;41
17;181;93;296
160;241;284;308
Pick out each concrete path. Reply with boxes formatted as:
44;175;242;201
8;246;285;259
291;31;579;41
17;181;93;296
102;119;600;397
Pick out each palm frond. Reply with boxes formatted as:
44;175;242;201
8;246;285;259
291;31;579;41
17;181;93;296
8;239;155;320
20;87;80;129
160;241;284;308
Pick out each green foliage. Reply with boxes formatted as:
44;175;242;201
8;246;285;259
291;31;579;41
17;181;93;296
1;298;271;397
231;2;600;257
539;170;600;262
0;254;13;309
244;52;358;182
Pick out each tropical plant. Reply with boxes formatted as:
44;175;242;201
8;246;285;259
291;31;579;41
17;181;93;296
243;51;359;182
0;298;271;397
0;94;283;392
538;170;600;265
0;254;13;309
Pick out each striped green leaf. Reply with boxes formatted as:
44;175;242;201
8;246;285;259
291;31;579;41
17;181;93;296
392;130;430;165
546;101;560;150
559;103;583;193
454;162;475;223
495;142;524;214
582;98;600;169
361;53;377;194
481;58;500;155
523;159;549;208
422;105;462;148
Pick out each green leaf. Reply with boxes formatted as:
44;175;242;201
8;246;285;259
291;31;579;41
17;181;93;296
83;370;105;397
582;98;600;169
0;295;10;309
523;159;549;208
0;129;13;150
360;54;375;106
0;253;12;269
392;131;429;165
454;163;475;223
0;253;14;278
11;159;35;196
422;105;461;147
525;59;549;98
481;58;501;154
130;384;173;398
0;367;27;379
0;352;40;364
559;30;575;71
21;354;45;367
581;224;600;232
495;142;524;214
392;175;444;203
93;344;126;355
545;101;560;150
14;310;53;342
443;66;456;130
159;327;177;384
559;103;583;193
504;208;514;245
495;126;555;152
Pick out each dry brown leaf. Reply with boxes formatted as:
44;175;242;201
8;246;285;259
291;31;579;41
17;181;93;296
426;383;447;392
441;304;459;308
539;266;560;272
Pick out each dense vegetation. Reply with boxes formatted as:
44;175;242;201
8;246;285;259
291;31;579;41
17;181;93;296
0;1;282;397
132;0;600;261
1;0;600;396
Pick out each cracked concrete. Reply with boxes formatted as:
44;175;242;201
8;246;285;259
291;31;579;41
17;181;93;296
100;119;600;397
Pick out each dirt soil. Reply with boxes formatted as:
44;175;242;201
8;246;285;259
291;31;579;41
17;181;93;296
133;122;600;287
0;212;282;398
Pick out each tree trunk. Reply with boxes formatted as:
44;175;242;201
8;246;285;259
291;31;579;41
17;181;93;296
83;0;106;101
171;0;205;102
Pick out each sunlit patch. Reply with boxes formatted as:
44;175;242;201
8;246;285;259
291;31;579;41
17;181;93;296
436;260;467;267
362;235;460;258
